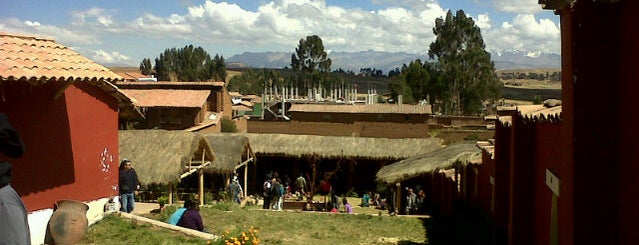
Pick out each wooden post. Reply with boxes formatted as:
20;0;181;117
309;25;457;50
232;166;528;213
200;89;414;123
199;168;204;206
168;182;173;205
244;148;249;198
395;182;401;215
200;148;206;206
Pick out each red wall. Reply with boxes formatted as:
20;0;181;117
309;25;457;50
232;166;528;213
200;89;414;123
531;121;562;245
0;81;119;211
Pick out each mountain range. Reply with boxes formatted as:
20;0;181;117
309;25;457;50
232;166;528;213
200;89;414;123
227;50;560;73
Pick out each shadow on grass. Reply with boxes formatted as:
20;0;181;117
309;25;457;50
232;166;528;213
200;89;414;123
421;202;494;245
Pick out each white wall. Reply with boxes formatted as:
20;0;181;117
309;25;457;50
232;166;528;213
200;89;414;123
27;196;119;245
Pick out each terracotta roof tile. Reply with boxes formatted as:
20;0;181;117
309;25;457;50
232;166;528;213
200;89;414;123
289;103;432;114
121;89;210;108
0;32;121;82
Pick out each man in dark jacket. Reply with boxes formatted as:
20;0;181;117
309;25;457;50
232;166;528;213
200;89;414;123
0;113;31;244
119;159;140;213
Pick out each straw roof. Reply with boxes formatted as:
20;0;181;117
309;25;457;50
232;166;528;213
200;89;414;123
243;133;443;160
376;142;482;184
119;130;215;184
204;134;254;174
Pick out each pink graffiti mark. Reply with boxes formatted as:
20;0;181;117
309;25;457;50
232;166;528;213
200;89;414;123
100;147;114;173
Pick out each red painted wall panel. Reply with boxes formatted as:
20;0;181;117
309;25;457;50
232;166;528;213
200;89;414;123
0;81;118;211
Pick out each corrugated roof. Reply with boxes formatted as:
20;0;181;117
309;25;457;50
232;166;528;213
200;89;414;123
0;32;121;82
121;89;210;108
289;103;432;114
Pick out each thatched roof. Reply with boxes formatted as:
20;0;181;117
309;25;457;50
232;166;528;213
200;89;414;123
376;142;481;184
119;130;215;184
242;133;443;160
204;134;253;173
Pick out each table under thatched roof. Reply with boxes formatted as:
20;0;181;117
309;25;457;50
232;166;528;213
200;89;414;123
376;142;482;184
204;134;254;173
119;130;215;184
243;133;443;160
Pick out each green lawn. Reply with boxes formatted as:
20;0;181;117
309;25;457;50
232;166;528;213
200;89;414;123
81;200;428;245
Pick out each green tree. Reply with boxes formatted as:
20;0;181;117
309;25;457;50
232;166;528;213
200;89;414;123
429;10;501;115
147;45;226;82
139;58;153;75
228;68;281;95
290;35;332;93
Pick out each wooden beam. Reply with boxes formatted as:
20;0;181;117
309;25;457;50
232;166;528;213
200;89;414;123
180;162;211;179
234;158;254;171
118;212;218;240
53;78;76;100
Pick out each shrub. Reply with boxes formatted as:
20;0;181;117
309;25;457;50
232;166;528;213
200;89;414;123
221;117;238;133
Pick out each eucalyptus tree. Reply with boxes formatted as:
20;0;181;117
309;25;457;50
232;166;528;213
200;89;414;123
290;35;332;94
428;10;500;115
144;45;226;82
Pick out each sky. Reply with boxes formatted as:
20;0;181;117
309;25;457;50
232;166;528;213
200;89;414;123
0;0;561;66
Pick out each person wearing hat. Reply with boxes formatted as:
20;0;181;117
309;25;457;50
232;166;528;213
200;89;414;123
0;113;31;244
118;158;140;213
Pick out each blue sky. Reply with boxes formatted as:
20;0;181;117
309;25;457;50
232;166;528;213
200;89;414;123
1;0;560;66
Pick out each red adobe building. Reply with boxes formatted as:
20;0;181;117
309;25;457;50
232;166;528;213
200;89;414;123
467;1;639;244
0;32;134;243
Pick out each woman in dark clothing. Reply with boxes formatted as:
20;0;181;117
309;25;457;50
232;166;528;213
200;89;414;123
177;200;205;232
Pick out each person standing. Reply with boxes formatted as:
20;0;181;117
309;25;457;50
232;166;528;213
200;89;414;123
262;175;272;209
405;188;417;215
119;159;140;213
271;177;284;211
228;175;243;204
295;173;306;201
0;113;30;245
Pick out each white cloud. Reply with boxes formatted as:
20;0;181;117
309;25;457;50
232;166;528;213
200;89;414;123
24;20;41;27
0;0;561;61
0;17;99;45
475;14;491;30
92;49;131;64
482;14;560;54
493;0;542;14
72;7;114;27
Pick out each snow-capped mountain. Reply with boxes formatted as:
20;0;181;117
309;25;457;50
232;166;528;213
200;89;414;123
227;50;560;73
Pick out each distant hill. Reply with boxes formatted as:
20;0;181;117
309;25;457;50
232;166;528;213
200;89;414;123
227;50;560;73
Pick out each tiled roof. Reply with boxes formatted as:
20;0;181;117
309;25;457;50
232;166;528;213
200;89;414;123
289;103;432;114
0;32;121;82
114;81;225;88
121;89;210;108
116;72;152;80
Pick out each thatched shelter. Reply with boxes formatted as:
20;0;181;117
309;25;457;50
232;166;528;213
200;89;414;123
204;134;255;197
119;130;215;205
243;133;444;160
376;142;482;184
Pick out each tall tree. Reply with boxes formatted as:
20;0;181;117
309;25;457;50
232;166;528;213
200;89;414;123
290;35;332;92
428;10;500;115
147;45;226;82
139;58;153;75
